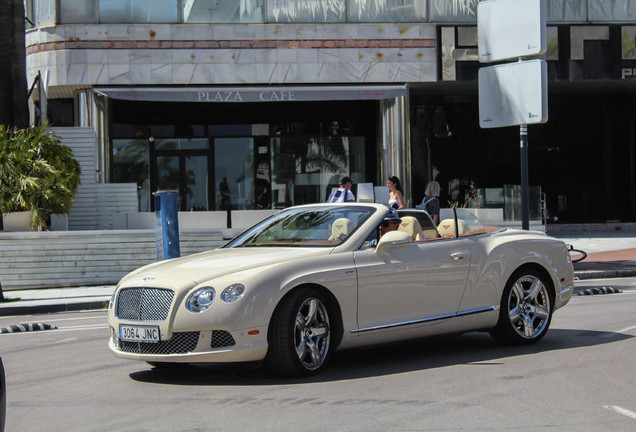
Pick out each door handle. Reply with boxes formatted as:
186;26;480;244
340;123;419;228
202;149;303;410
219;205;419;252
450;252;468;260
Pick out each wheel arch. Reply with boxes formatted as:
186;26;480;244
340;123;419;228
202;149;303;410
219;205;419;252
507;262;556;304
268;283;345;349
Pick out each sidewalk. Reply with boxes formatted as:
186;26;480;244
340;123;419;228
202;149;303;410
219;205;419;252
1;231;635;317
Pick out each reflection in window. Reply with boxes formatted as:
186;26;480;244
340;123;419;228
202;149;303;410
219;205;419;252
154;138;209;150
268;0;346;23
215;138;255;210
33;0;56;26
99;0;179;23
112;139;150;212
546;0;587;22
429;0;476;23
590;0;636;22
183;0;263;23
60;0;96;23
349;0;427;23
270;135;365;208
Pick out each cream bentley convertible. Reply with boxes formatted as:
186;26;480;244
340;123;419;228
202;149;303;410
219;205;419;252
108;203;574;377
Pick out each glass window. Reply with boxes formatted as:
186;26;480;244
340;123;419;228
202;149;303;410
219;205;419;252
60;0;96;23
112;139;151;212
183;0;263;23
546;0;587;23
348;0;427;23
590;0;636;21
99;0;179;23
215;138;255;210
429;0;476;23
155;138;209;150
267;0;346;23
270;134;365;208
33;0;56;26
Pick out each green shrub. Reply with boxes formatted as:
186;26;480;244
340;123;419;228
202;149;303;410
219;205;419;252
0;123;81;230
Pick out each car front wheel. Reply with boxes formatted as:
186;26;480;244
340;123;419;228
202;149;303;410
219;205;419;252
490;268;554;345
267;288;332;377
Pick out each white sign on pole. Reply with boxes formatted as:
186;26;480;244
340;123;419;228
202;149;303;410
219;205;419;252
478;0;546;63
478;59;548;129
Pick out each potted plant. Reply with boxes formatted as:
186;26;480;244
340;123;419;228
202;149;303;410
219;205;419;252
0;123;81;231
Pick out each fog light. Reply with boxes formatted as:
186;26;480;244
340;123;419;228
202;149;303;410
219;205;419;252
186;287;216;313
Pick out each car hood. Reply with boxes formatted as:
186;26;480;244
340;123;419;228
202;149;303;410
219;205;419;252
119;247;332;287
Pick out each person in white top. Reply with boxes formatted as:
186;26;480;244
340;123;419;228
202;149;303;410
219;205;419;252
327;176;356;203
387;176;405;209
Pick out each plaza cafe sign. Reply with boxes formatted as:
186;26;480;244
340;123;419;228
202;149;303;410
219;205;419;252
94;86;406;103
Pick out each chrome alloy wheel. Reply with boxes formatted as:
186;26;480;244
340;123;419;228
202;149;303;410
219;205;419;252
507;275;552;339
294;297;331;371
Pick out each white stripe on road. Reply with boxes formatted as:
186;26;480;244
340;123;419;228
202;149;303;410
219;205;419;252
600;324;636;338
604;405;636;420
57;324;109;331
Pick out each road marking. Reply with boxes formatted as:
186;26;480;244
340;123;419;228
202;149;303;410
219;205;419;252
44;315;107;323
57;324;109;330
603;405;636;420
599;324;636;338
616;324;636;334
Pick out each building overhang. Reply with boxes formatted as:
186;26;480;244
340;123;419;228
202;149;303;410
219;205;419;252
93;85;406;103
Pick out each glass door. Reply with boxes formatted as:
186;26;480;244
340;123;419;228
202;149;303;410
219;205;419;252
153;138;211;211
155;154;209;211
214;138;255;210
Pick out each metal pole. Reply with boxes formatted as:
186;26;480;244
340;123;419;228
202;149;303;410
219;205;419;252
520;124;529;230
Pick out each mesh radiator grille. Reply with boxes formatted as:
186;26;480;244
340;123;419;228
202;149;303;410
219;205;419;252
115;330;200;355
116;287;175;321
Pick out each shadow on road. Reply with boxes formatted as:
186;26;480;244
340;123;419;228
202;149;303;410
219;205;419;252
128;328;632;385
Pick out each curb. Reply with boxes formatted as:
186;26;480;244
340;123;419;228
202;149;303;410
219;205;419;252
574;269;636;280
0;301;108;317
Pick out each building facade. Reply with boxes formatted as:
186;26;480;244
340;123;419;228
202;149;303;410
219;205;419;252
24;0;636;224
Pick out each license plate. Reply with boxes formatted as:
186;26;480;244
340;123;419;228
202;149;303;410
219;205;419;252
119;325;160;343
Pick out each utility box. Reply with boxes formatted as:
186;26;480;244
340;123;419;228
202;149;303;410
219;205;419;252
154;190;180;260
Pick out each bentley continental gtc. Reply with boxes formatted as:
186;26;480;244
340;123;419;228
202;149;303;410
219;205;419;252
108;203;574;377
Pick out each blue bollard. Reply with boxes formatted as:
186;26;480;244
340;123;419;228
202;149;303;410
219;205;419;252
154;190;180;261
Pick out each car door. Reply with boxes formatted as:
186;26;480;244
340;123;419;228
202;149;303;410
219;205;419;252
354;238;471;332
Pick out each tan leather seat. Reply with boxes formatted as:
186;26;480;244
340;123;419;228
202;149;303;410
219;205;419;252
437;219;469;237
398;216;425;241
328;217;353;241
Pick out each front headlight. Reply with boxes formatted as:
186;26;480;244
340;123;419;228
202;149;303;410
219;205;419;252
108;290;117;310
186;287;216;313
221;284;246;303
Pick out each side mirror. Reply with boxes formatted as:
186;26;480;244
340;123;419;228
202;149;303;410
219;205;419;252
377;230;412;256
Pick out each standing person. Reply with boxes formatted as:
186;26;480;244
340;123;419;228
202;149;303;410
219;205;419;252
420;180;441;224
327;176;356;203
387;176;405;209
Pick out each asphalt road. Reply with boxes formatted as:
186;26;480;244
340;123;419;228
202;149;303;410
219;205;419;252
1;278;635;432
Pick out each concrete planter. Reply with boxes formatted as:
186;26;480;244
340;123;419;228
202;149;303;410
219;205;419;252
1;212;31;232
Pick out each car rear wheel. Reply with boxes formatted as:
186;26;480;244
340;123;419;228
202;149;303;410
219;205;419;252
490;268;554;345
266;288;332;377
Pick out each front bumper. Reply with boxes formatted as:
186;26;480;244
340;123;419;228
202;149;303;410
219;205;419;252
108;325;269;363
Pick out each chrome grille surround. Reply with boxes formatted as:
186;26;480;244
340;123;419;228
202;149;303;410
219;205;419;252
114;329;200;355
210;330;236;348
116;287;175;321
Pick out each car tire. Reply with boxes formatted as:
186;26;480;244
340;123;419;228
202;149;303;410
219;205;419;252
490;268;554;345
266;288;332;377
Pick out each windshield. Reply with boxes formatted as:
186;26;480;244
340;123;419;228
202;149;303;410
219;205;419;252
225;206;376;248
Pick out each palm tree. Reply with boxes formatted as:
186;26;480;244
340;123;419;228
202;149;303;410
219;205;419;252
0;0;28;128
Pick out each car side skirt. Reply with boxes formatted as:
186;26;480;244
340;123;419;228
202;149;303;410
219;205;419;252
351;306;497;334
